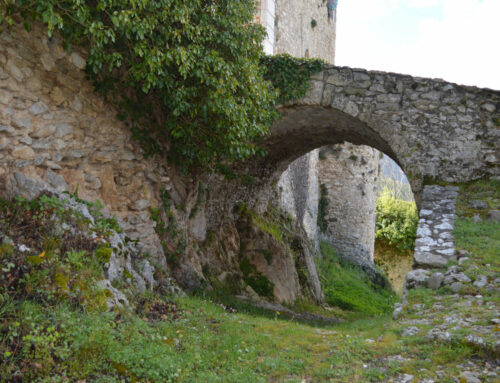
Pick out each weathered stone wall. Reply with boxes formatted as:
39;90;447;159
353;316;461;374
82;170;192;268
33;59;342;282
318;143;380;262
275;0;336;63
276;150;320;247
0;22;172;268
254;0;276;55
0;21;326;304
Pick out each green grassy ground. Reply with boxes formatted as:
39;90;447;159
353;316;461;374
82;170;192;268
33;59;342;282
1;179;498;382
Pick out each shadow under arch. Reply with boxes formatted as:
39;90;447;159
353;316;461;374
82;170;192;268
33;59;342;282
259;105;422;203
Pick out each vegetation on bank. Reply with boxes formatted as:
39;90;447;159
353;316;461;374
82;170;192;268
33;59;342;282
454;179;500;280
0;0;323;173
317;242;397;316
1;180;498;381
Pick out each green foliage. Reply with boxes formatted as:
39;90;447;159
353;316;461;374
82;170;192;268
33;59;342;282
375;188;418;250
239;255;275;298
0;194;127;313
261;54;324;104
2;0;278;172
95;245;112;264
317;242;397;316
317;183;329;233
235;202;286;242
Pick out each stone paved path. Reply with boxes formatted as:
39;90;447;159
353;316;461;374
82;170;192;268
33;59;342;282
414;185;459;268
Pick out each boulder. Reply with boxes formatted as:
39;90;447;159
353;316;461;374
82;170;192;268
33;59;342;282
473;275;488;289
414;251;448;268
405;269;430;289
427;272;444;289
487;210;500;222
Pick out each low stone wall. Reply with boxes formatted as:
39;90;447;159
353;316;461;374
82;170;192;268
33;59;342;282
413;185;459;268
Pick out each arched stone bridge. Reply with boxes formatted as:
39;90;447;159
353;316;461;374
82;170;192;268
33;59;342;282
263;65;500;200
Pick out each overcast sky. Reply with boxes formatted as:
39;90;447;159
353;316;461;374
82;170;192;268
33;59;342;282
336;0;500;90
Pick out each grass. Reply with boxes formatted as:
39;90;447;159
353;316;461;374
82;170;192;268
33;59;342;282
1;179;499;382
317;241;397;317
454;179;500;284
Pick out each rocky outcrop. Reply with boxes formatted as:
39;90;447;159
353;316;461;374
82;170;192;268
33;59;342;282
199;205;324;304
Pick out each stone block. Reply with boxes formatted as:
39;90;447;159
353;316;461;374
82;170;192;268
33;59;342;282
427;272;444;289
31;124;56;138
29;102;47;115
55;122;74;137
405;269;430;289
414;251;448;268
12;145;35;160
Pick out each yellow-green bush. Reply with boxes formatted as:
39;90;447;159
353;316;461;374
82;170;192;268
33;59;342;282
376;188;418;250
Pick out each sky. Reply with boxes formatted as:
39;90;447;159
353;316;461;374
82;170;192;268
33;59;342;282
335;0;500;90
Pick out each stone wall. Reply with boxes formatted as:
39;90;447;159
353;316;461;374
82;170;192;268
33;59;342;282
0;20;325;304
318;143;380;262
276;151;320;248
255;0;276;55
0;22;171;270
275;0;336;63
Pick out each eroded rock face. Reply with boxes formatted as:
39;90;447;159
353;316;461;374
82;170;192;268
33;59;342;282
197;208;324;304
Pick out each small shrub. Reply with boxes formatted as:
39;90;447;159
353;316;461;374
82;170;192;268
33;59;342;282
95;245;112;264
376;188;418;250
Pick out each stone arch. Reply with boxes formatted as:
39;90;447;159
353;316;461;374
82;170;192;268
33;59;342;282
260;65;500;203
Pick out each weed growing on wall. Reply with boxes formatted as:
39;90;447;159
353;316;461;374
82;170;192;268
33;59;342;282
261;54;324;104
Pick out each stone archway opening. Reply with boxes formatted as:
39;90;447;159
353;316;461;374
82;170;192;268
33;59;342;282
256;100;423;299
273;139;417;296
